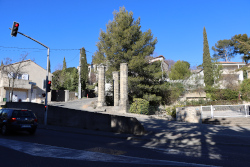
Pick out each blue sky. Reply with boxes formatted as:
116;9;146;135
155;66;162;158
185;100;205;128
1;0;250;72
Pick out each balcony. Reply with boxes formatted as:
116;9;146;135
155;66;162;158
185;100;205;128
0;77;31;89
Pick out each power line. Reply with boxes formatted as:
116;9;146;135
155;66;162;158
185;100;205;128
0;46;94;53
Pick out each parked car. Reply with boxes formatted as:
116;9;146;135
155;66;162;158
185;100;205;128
0;108;38;135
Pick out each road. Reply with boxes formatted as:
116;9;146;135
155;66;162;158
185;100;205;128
1;98;250;166
0;127;216;167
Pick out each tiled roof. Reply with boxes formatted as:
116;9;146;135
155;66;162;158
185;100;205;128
218;61;245;64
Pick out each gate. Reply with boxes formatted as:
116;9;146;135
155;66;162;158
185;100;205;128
51;90;65;102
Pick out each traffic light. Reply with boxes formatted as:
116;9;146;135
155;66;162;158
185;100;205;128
11;21;19;37
47;80;51;92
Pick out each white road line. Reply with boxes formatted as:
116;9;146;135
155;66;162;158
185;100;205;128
0;138;218;167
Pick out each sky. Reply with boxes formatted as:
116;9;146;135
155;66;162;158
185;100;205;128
1;0;250;72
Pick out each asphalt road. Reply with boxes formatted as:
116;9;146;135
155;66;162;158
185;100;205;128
2;98;249;166
1;123;250;166
0;128;217;167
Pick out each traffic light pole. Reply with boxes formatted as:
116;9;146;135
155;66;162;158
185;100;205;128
10;28;50;125
44;48;50;125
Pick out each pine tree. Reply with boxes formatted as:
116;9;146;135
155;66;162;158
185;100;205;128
203;27;214;87
93;7;169;105
80;47;88;90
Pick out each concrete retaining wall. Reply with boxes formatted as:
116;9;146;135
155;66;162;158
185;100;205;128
176;106;202;123
6;102;145;135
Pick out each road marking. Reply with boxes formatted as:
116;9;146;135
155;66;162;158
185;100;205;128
0;138;218;167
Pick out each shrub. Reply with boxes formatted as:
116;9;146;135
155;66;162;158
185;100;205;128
129;98;150;115
166;104;184;118
221;89;238;100
240;79;250;101
206;87;239;101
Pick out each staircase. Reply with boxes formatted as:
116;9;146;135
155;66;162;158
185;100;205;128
202;117;250;127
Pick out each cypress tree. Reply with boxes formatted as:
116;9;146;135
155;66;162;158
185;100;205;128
60;57;67;89
63;57;67;70
80;47;88;90
203;27;214;87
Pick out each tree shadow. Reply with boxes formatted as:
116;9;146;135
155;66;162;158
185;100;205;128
134;117;250;166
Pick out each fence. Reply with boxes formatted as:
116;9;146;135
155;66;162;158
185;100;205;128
201;104;250;119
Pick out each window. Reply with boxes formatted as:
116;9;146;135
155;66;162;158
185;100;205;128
12;110;33;118
2;110;9;118
8;72;16;78
17;74;22;79
22;74;29;80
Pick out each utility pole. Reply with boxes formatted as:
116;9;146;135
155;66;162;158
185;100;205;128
78;48;82;99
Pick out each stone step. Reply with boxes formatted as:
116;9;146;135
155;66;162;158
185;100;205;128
202;117;250;126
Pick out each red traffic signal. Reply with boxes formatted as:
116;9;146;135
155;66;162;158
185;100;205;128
47;80;51;92
11;21;19;37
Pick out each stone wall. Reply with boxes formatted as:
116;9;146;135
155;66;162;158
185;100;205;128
6;102;145;135
176;106;202;123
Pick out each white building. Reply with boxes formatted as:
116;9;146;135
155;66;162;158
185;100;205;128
0;60;53;103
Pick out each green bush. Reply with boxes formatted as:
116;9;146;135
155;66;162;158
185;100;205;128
240;79;250;101
185;99;207;106
166;105;184;118
129;98;150;115
222;89;238;100
206;87;239;101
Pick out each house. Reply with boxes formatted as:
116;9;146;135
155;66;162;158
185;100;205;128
148;55;169;73
169;61;246;102
245;63;250;79
216;61;246;89
0;60;53;103
167;68;206;102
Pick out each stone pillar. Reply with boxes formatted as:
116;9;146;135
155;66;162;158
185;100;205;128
97;65;106;107
120;63;128;113
64;90;69;102
113;71;119;106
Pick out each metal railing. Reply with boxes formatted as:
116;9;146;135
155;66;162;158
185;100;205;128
201;104;250;119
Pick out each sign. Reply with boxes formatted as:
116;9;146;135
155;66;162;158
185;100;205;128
29;82;36;86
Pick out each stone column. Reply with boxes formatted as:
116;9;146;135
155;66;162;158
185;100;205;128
112;71;119;106
97;65;106;107
120;63;128;113
64;90;69;102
